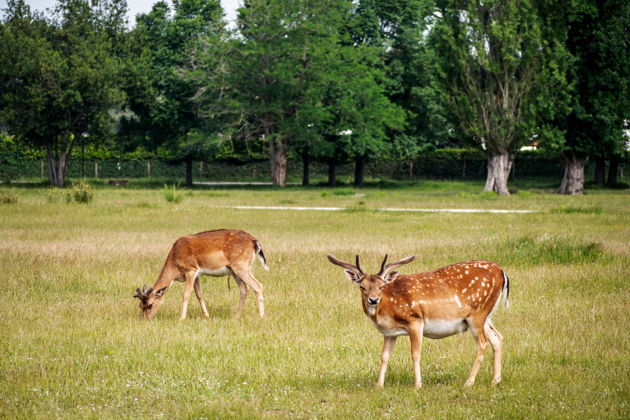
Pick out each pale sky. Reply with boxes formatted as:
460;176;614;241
0;0;241;26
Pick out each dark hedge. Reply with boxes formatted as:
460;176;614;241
0;149;602;183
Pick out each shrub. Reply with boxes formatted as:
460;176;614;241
163;183;183;203
69;181;94;204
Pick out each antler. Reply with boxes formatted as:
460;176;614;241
355;255;365;275
377;255;416;277
133;284;152;299
327;254;364;275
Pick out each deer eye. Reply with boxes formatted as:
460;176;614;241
359;286;366;291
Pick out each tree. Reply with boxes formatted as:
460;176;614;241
349;0;453;175
124;0;225;186
558;0;630;194
431;0;569;194
0;0;126;186
214;0;348;187
312;42;405;187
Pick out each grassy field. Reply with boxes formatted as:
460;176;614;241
1;181;629;418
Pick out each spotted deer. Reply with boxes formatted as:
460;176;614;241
134;229;268;320
327;254;509;388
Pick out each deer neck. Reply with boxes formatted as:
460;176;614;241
361;298;381;320
153;261;179;291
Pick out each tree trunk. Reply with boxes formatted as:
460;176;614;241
328;161;337;187
594;158;606;185
607;155;619;186
482;152;511;195
185;155;193;187
408;159;414;178
354;155;365;187
557;152;587;195
302;150;310;186
270;138;287;187
46;143;70;187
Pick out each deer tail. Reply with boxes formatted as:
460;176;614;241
254;240;269;271
502;271;510;307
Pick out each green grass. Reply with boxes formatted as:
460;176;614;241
551;205;603;214
1;183;629;418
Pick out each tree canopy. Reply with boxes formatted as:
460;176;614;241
0;0;627;192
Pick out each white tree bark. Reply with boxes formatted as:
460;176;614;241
483;152;511;195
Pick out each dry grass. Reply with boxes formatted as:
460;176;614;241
0;185;629;418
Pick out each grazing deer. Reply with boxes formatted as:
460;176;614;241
327;254;509;388
134;229;269;320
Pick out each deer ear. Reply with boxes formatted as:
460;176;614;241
154;286;168;298
383;270;400;283
343;269;362;283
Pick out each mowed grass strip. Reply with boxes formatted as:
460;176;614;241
0;185;628;418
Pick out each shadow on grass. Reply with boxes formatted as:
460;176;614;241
288;368;463;390
4;176;627;193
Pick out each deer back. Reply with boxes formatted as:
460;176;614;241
167;229;258;273
375;260;507;324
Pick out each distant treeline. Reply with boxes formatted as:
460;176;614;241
1;149;590;183
1;0;628;193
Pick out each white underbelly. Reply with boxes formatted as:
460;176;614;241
423;319;468;339
377;326;409;337
196;267;230;278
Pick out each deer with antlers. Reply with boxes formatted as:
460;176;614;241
327;254;509;388
134;229;268;320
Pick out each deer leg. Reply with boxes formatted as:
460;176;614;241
234;276;248;318
409;324;424;388
376;336;397;387
486;322;503;385
231;266;264;318
465;318;489;387
193;277;210;319
180;272;196;320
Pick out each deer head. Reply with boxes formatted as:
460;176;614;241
327;254;416;310
133;284;168;320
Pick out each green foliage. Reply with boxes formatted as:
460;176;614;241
69;181;94;204
0;0;127;186
124;0;226;174
430;0;571;155
350;0;452;158
163;182;184;203
46;181;94;204
563;0;630;157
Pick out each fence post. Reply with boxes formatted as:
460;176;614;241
94;162;98;178
147;160;151;178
